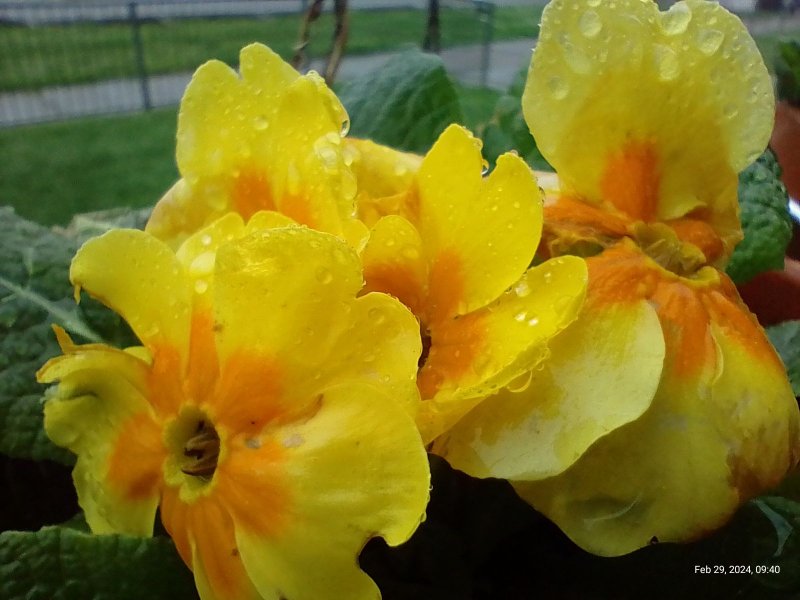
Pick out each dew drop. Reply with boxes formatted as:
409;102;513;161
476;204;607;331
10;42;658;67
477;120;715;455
586;0;601;6
653;44;680;81
547;74;569;99
194;280;209;294
315;266;333;284
696;28;724;56
245;437;261;449
254;115;269;131
514;279;531;297
368;307;386;324
340;118;351;136
661;2;691;35
200;234;212;247
507;370;533;393
481;159;490;176
527;316;540;326
189;251;216;278
394;163;409;177
514;311;527;322
578;10;602;38
283;433;304;449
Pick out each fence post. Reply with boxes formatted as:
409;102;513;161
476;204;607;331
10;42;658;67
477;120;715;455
128;2;152;110
477;0;494;88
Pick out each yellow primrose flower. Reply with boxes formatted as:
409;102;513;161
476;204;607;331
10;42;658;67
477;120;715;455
359;124;588;443
146;43;366;250
523;0;774;264
437;235;800;555
433;0;800;556
37;221;429;600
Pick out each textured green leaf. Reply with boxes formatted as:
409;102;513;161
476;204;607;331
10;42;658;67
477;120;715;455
726;150;792;284
0;208;137;464
338;50;464;154
0;526;197;600
479;67;550;171
766;320;800;396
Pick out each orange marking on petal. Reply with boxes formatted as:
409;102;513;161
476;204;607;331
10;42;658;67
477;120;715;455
160;486;193;566
600;140;660;222
702;278;785;373
363;263;426;317
187;311;219;404
651;278;716;378
215;437;290;537
212;352;284;434
107;412;165;501
544;196;631;237
279;191;316;229
148;344;184;417
427;250;464;324
231;168;275;220
418;312;487;400
668;218;725;264
585;245;659;308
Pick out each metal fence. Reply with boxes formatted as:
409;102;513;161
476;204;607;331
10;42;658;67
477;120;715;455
0;0;497;127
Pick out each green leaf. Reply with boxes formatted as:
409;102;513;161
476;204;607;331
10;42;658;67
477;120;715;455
338;50;464;154
0;526;197;600
0;208;137;464
726;150;792;284
766;320;800;396
479;67;550;171
751;497;800;590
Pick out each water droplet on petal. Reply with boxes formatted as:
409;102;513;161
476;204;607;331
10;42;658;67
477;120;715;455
653;44;680;81
662;3;692;35
315;266;333;284
340;118;350;136
254;115;269;131
368;307;386;324
194;280;209;294
579;10;602;38
514;311;527;322
245;437;261;449
283;433;304;448
394;163;408;177
507;370;533;393
514;280;531;298
696;28;724;56
190;251;216;278
200;234;212;247
527;316;540;326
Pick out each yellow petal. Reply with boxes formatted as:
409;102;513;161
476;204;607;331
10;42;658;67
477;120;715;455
227;382;429;600
418;255;588;443
148;43;360;248
418;125;543;318
213;228;419;415
523;0;772;255
39;335;163;536
361;215;429;316
345;138;423;227
433;299;665;479
70;229;192;353
514;291;800;556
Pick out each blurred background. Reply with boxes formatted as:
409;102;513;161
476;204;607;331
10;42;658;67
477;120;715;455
0;0;798;227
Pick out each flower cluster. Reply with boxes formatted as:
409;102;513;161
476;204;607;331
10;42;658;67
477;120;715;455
36;0;800;596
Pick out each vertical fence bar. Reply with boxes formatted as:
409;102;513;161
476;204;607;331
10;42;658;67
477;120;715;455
477;1;494;88
128;1;151;110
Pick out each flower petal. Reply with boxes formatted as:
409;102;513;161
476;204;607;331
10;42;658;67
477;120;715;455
148;43;359;248
433;299;664;479
361;215;429;316
70;229;192;354
38;334;163;536
225;382;429;600
346;138;423;227
417;125;543;319
418;255;588;442
523;0;772;254
513;281;800;556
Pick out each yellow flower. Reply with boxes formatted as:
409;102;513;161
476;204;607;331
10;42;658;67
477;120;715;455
359;124;588;443
523;0;774;264
37;220;429;599
434;0;800;556
146;44;366;250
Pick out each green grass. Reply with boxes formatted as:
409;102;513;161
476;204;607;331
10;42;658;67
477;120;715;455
0;107;179;226
0;6;543;91
0;85;500;226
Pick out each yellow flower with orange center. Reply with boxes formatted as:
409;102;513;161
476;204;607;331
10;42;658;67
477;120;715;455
359;124;588;443
433;0;800;556
38;219;429;599
146;44;366;250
